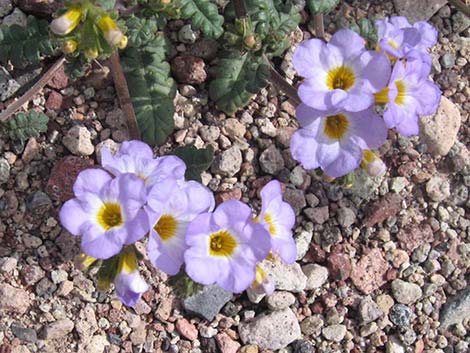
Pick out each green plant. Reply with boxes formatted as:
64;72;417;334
172;145;214;182
0;111;49;143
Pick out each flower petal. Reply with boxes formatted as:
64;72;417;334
329;29;365;58
290;129;321;170
59;199;88;235
73;169;112;198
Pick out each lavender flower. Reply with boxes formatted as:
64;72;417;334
146;178;215;275
114;250;149;307
59;170;148;259
374;58;441;136
101;140;186;188
247;265;275;299
290;104;388;177
360;150;387;177
184;200;271;293
293;29;391;113
257;180;296;264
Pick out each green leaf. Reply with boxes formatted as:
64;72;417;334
125;16;159;47
180;0;224;39
0;110;49;143
96;255;120;290
121;35;176;146
0;16;56;68
168;268;204;298
95;0;117;11
358;18;378;48
307;0;339;15
209;51;269;114
172;144;214;182
64;55;92;80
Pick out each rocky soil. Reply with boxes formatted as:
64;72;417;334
0;0;470;353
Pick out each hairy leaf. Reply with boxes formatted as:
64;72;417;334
125;16;159;47
172;144;214;182
209;51;269;114
0;16;56;68
307;0;339;15
358;18;378;48
180;0;224;39
64;55;91;80
121;35;176;146
0;110;49;143
96;0;117;11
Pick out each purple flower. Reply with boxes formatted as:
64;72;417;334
360;150;387;177
101;140;186;188
293;29;391;113
374;58;441;136
290;104;387;177
146;178;215;275
59;170;148;259
257;180;296;264
184;200;271;293
376;16;437;59
114;250;149;307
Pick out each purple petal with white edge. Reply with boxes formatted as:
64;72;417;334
59;199;88;235
124;209;149;244
119;140;154;159
414;21;437;49
292;39;325;78
395;113;420;136
245;222;271;262
406;50;432;78
73;169;112;199
353;50;391;93
148;232;186;275
402;28;422;50
375;19;390;39
186;213;213;248
321;142;363;178
342;92;375;112
414;80;441;116
219;255;257;293
154;155;186;182
290;129;321;170
184;252;222;286
115;271;148;307
273;235;297;264
295;103;324;130
114;174;147;219
260;180;282;209
348;109;388;149
390;59;406;82
81;225;125;259
379;32;406;59
329;29;365;58
298;81;337;112
274;201;296;231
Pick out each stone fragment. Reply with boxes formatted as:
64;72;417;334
11;325;37;343
304;206;329;224
222;118;246;138
16;0;62;16
211;146;242;177
266;291;296;311
302;264;328;290
45;90;63;110
95;139;120;164
426;176;450;202
363;193;402;227
386;335;406;353
188;39;219;60
351;249;389;294
359;296;384;323
238;345;258;353
21;264;45;286
397;224;433;252
420;96;461;156
283;188;306;215
390;304;412;328
47;65;69;89
259;145;284;175
183;285;233;321
84;335;109;353
336;207;356;227
22;138;39;163
2;7;26;26
322;324;346;342
41;319;74;340
25;191;52;214
0;66;20;101
291;339;315;353
0;157;10;184
259;258;307;293
0;284;30;314
171;55;207;84
0;0;12;17
391;279;422;305
238;308;301;350
63;126;94;156
176;319;198;341
393;0;446;22
295;230;312;261
300;315;324;336
327;253;351;281
215;332;241;353
0;257;17;273
440;287;470;331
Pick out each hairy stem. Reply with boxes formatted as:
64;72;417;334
109;51;141;140
0;56;66;122
448;0;470;18
268;67;300;106
313;14;325;39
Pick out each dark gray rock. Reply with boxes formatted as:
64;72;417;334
259;145;285;175
291;339;315;353
11;324;37;343
390;304;412;328
183;285;233;321
26;191;52;213
393;0;446;22
440;287;470;331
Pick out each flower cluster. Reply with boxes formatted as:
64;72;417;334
50;3;127;58
60;141;296;306
291;17;441;178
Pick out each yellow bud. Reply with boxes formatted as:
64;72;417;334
244;35;257;49
84;47;99;59
117;35;128;49
50;7;82;36
62;39;78;54
360;150;386;177
97;15;124;46
161;0;172;5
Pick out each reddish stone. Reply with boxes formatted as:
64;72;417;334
386;268;398;281
363;193;402;227
328;253;351;281
304;243;326;263
171;56;207;84
350;248;389;295
22;137;39;163
48;65;69;89
310;302;324;314
21;264;45;286
175;319;198;341
215;188;242;204
45;90;63;110
46;156;95;202
215;332;241;353
397;223;433;252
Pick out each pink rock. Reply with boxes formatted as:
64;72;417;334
215;188;242;204
328;253;351;281
0;283;31;314
22;137;39;163
397;224;433;252
45;90;63;110
176;318;198;341
215;332;241;353
351;249;389;295
363;193;402;227
48;65;69;89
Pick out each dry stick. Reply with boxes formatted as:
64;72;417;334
109;51;141;140
313;14;325;39
0;56;66;122
268;67;301;106
448;0;470;18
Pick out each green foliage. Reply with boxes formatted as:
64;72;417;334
172;145;214;182
96;255;120;290
64;55;91;80
209;51;269;114
307;0;339;15
0;111;49;143
95;0;117;11
357;18;378;48
125;16;160;47
168;269;204;298
180;0;224;39
121;35;176;146
0;16;56;68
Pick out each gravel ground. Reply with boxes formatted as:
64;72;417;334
0;0;469;353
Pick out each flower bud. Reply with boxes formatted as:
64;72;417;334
84;47;99;59
62;39;78;54
244;35;257;49
97;15;124;46
50;7;82;36
114;251;148;307
361;150;386;177
117;35;128;49
74;253;97;271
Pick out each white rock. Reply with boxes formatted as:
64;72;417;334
63;126;94;156
322;324;346;342
259;258;307;293
302;264;328;290
391;279;423;305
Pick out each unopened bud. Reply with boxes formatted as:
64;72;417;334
50;7;82;35
117;35;128;49
84;47;99;59
361;150;386;177
244;35;257;48
97;15;124;46
62;39;78;54
161;0;171;5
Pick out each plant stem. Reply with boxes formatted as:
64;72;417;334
268;66;301;106
0;56;66;122
448;0;470;18
313;14;325;39
109;51;141;140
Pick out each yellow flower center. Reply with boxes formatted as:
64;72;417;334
394;80;406;106
388;40;399;49
264;213;276;236
324;114;349;140
360;150;376;169
326;66;355;91
374;87;389;104
154;214;178;241
209;230;237;257
253;265;268;287
97;202;123;230
119;251;138;274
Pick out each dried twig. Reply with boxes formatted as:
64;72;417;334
0;56;66;122
268;66;301;106
109;51;141;140
313;14;325;39
448;0;470;18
